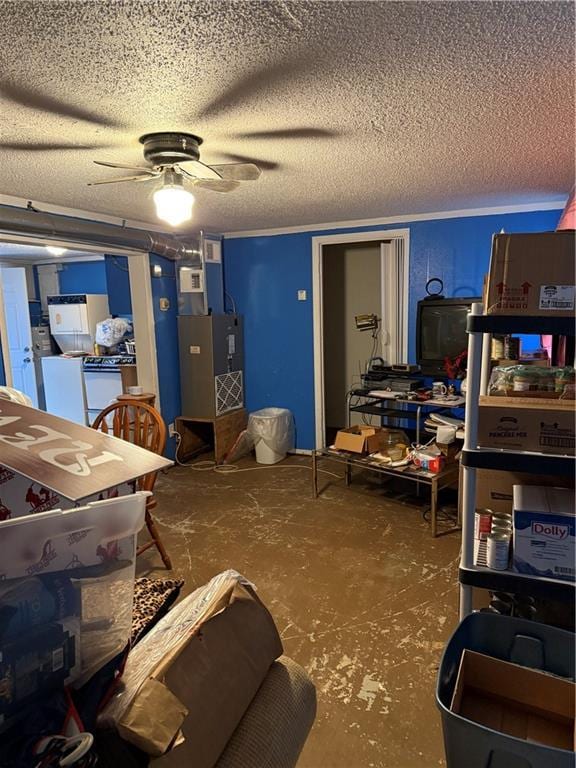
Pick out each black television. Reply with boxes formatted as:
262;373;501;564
416;297;481;376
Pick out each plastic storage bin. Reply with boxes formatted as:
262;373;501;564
436;612;575;768
248;408;294;464
0;492;147;733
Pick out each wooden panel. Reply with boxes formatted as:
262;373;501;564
176;409;247;464
176;418;214;460
214;409;247;463
0;400;172;501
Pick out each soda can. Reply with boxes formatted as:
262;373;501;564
491;511;512;521
474;509;493;567
487;533;510;571
474;510;493;539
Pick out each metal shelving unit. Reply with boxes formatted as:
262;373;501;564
348;389;464;445
459;303;576;618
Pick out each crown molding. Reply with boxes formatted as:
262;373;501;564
223;200;566;239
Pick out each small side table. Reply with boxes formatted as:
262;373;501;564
117;393;157;408
312;448;460;538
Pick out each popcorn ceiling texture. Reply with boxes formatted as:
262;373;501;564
0;0;573;233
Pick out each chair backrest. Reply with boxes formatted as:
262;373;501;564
91;400;167;492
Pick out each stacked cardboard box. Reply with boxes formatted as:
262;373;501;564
485;231;575;316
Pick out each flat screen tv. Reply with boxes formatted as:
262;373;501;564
416;297;481;376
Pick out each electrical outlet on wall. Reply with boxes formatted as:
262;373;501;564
168;422;177;437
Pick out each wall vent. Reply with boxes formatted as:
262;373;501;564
204;240;222;264
179;266;204;293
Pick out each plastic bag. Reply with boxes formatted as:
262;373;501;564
98;570;252;726
247;408;294;454
488;365;575;399
95;317;132;348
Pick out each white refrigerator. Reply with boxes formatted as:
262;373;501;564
42;356;87;425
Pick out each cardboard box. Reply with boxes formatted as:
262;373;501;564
478;396;575;455
334;425;389;454
485;231;575;316
437;442;460;462
512;485;575;582
496;358;551;368
451;650;575;751
476;469;573;515
102;572;284;766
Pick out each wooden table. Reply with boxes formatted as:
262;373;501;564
312;448;460;537
116;392;156;407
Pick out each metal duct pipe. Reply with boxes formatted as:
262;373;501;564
0;203;201;261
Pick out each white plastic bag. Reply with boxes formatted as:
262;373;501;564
95;317;132;348
247;408;294;454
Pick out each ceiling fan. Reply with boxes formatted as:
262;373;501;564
87;132;261;225
89;132;260;191
0;70;339;225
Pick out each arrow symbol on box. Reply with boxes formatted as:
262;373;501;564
521;282;532;294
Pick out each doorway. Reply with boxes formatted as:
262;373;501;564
312;228;409;449
322;241;382;444
0;266;39;406
0;238;159;423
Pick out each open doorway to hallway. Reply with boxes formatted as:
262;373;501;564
322;241;383;445
312;229;409;449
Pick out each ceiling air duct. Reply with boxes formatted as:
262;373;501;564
0;203;201;262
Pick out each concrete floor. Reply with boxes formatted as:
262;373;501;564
139;455;461;768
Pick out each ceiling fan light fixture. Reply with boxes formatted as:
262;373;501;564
153;173;195;227
46;245;67;256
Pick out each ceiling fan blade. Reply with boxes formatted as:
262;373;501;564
177;159;222;180
195;60;311;119
221;153;279;172
233;127;337;140
0;142;103;151
192;179;241;193
0;81;121;127
88;174;156;186
209;163;261;181
93;160;158;175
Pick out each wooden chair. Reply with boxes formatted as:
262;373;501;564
91;400;172;569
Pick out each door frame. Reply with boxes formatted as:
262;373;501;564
0;235;160;412
311;228;410;449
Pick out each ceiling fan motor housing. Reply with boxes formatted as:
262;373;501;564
139;132;203;166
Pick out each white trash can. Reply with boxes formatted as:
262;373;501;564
248;408;294;464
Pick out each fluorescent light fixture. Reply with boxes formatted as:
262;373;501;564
46;245;67;257
153;171;194;227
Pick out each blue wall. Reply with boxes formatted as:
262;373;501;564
150;253;180;458
41;258;132;316
223;208;563;450
105;255;133;316
58;260;108;294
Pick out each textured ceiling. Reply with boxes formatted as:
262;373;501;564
0;0;573;234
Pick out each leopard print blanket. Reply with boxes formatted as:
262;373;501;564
131;577;184;646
